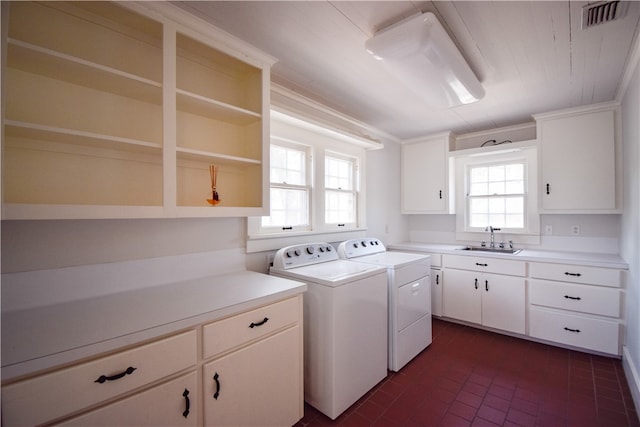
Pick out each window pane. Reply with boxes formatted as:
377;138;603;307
270;145;305;185
488;165;505;182
262;188;309;227
325;190;354;223
325;156;353;190
506;197;524;214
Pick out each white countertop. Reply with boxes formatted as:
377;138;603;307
1;270;306;381
388;242;629;269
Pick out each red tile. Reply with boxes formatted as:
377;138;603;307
506;408;536;427
355;399;386;422
457;390;484;409
510;396;539;416
476;404;507;425
448;401;478;421
463;381;489;398
482;394;511;412
488;383;515;400
410;399;448;426
471;417;502;427
536;411;568;427
439;412;472;427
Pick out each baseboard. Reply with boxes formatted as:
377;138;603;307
623;346;640;414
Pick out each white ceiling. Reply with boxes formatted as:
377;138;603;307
176;1;640;141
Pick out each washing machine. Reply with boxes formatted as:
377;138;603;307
270;242;388;420
338;238;432;372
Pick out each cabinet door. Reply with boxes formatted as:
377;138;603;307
482;273;526;334
203;326;302;426
401;135;452;214
539;108;616;211
56;372;198;427
431;268;443;317
443;269;481;324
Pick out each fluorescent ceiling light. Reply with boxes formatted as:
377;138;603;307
365;12;485;108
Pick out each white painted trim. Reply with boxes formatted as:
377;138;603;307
623;346;640;415
616;20;640;103
532;101;620;120
246;229;367;253
271;84;394;147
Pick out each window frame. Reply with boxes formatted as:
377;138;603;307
454;145;540;244
247;111;367;252
260;139;313;233
323;150;359;228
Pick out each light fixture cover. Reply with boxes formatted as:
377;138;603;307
366;12;485;108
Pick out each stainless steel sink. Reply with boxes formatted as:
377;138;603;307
458;246;522;255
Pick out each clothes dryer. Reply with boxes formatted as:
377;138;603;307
338;238;432;371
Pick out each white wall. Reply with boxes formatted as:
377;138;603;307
621;50;640;412
365;141;408;245
1;217;245;273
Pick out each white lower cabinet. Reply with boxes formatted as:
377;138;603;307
2;295;304;426
431;267;443;317
57;372;198;426
528;262;622;355
443;268;526;334
203;326;302;426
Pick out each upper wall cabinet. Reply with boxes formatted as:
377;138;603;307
534;102;621;214
1;1;275;220
401;132;455;214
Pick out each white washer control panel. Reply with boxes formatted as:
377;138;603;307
272;242;337;269
337;238;386;259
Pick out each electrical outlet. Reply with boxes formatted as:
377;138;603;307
571;225;581;236
545;225;553;235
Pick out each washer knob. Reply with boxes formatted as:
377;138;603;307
361;241;367;246
352;243;359;248
294;249;301;256
306;246;315;254
325;246;333;252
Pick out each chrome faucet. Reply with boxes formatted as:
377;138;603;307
485;225;500;248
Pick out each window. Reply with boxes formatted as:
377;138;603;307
324;153;357;225
261;143;310;231
467;162;525;230
454;146;540;243
247;111;367;249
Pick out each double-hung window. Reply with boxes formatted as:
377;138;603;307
324;153;357;226
467;162;525;230
247;111;366;250
455;145;539;242
262;142;311;232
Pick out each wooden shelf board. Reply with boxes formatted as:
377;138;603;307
176;147;261;165
7;39;162;105
5;120;163;154
176;89;260;125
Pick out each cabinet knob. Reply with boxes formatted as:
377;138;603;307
474;278;478;289
439;190;443;199
546;183;550;195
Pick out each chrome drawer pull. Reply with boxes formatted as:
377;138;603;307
249;317;269;328
564;272;582;277
564;327;581;333
564;295;582;300
94;366;136;384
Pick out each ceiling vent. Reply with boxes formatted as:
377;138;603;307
582;1;628;29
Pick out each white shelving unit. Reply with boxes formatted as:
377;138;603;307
1;1;274;219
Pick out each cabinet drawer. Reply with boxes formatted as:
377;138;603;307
530;279;621;317
443;254;526;276
203;296;301;359
2;330;197;427
529;307;619;355
56;372;198;426
529;262;621;287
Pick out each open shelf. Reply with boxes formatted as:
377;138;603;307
8;39;162;105
176;89;261;125
5;121;163;155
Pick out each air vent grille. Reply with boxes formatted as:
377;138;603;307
582;1;627;29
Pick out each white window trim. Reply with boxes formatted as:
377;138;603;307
454;145;540;245
247;111;368;253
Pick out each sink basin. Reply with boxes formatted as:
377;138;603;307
458;246;522;255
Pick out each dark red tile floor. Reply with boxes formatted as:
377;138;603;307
295;318;639;427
